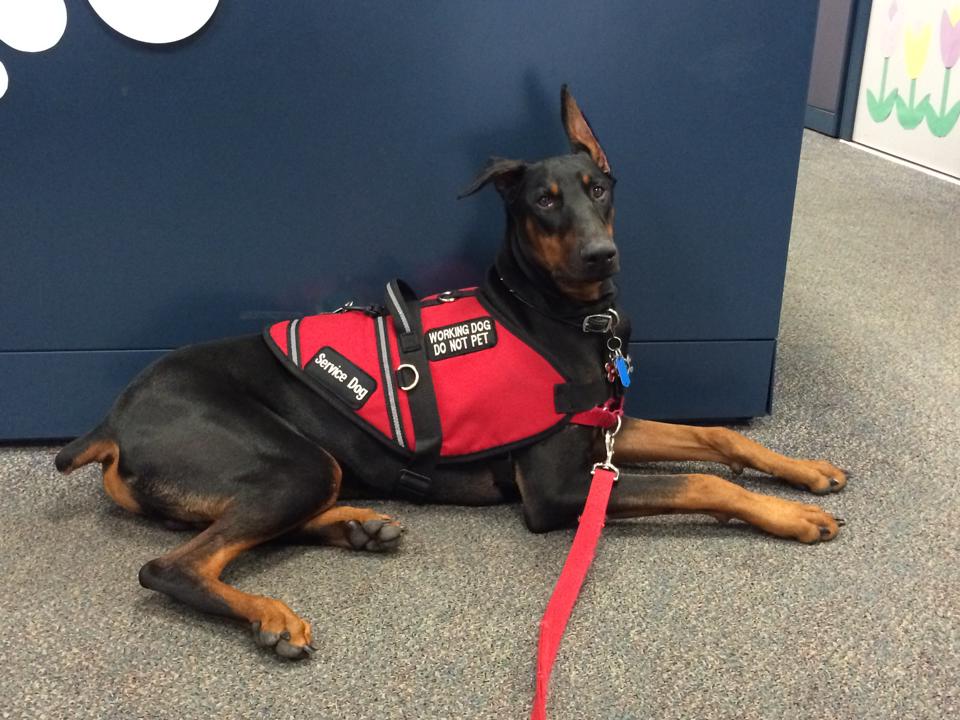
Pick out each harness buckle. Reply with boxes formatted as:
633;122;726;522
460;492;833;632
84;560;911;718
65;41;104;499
582;313;614;333
332;301;384;317
397;469;431;501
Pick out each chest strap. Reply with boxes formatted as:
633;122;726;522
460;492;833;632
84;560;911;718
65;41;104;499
385;279;443;502
554;379;611;414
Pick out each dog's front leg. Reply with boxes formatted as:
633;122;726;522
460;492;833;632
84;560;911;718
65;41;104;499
514;426;599;533
606;472;842;543
615;417;848;495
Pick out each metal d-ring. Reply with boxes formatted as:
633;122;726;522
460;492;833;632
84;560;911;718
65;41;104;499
437;291;457;303
397;363;419;391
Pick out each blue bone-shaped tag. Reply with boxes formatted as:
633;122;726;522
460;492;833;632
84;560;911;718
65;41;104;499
615;355;631;388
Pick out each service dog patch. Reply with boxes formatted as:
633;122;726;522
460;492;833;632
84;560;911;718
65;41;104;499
426;316;498;361
305;347;376;408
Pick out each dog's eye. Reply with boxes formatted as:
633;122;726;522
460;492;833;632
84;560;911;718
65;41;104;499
537;194;556;209
591;184;606;199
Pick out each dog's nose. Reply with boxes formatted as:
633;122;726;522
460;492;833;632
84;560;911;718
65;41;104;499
581;244;618;268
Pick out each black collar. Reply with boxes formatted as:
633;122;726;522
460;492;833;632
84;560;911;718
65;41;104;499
490;240;619;332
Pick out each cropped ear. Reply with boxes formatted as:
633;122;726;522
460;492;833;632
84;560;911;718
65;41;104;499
561;84;610;175
458;157;527;199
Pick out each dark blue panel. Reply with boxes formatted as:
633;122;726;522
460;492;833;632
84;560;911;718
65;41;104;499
0;351;165;440
628;341;776;421
1;1;815;351
805;105;840;136
839;0;874;140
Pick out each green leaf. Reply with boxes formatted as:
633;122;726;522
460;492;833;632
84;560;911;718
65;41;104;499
926;100;960;137
867;90;883;121
880;90;898;116
895;94;926;130
867;89;897;122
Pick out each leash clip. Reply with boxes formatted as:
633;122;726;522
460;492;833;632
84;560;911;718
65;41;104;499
591;414;622;481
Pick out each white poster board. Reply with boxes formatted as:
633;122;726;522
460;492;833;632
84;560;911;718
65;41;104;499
853;1;960;178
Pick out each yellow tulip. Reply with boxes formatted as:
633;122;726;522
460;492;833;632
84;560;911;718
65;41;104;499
904;24;931;79
951;6;960;25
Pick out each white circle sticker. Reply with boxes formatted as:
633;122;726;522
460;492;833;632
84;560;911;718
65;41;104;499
87;0;219;45
0;60;8;99
0;0;68;53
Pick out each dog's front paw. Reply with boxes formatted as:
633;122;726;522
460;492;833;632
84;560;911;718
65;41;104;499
751;496;845;543
777;460;848;495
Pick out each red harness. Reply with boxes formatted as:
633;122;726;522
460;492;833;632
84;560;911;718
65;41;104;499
264;288;619;461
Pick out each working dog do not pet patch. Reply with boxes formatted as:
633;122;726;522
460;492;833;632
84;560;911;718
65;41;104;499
425;316;498;361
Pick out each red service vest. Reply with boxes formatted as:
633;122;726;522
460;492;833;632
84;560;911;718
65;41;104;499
264;290;607;461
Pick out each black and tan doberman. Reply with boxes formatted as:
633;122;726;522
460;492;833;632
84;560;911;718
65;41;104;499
56;87;846;659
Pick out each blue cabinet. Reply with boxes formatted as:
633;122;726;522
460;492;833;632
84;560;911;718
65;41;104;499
0;1;817;438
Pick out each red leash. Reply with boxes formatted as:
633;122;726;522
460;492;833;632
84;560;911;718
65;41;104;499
530;420;621;720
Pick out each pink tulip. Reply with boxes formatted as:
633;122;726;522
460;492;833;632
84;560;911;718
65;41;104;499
942;9;960;68
880;1;904;58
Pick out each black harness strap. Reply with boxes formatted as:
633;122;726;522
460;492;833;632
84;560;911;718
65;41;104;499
554;379;611;414
384;279;443;501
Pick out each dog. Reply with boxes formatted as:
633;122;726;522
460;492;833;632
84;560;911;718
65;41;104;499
55;87;846;659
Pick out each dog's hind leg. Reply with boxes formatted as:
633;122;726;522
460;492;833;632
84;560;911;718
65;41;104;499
283;506;404;551
137;459;340;659
615;417;848;495
56;435;144;515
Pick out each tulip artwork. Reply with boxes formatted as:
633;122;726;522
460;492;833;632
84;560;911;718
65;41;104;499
895;23;934;128
925;7;960;136
864;2;960;138
867;1;903;121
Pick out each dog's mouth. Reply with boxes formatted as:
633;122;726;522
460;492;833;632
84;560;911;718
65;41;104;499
552;262;619;302
580;257;620;281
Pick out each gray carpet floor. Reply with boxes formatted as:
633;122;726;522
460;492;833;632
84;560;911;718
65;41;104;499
2;131;958;719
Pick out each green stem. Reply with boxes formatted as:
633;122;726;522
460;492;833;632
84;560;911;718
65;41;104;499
941;67;952;117
880;57;889;99
909;78;916;109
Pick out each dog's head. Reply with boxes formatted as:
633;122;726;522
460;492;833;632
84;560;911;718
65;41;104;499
460;85;618;303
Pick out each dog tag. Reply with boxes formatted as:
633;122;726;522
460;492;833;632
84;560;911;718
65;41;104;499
615;354;631;387
604;361;617;383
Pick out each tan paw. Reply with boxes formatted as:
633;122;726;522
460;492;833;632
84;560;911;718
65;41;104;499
300;506;405;551
750;496;844;543
250;599;316;659
777;459;848;495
